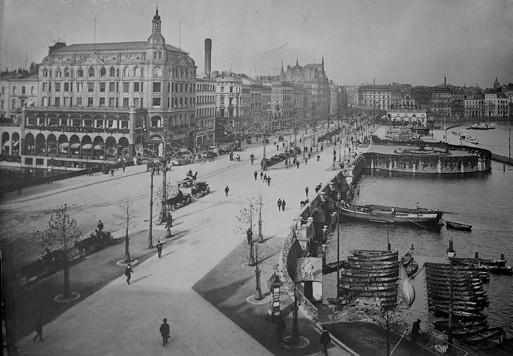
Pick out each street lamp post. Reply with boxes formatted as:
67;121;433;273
148;168;155;248
160;158;167;223
336;192;341;300
447;240;456;348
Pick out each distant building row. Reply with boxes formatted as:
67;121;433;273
0;9;338;169
340;78;512;119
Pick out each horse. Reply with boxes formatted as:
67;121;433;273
165;190;185;209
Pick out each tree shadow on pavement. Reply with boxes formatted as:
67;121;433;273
193;242;326;355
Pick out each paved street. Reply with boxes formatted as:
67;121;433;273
5;129;356;355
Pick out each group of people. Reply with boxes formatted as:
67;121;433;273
276;198;287;211
252;171;272;186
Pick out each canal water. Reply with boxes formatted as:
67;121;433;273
324;124;513;338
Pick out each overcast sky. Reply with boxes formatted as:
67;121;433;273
1;0;512;87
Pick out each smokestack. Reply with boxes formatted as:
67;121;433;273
204;38;212;77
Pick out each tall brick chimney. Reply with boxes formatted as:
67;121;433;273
204;38;212;77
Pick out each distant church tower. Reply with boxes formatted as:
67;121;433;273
493;77;500;90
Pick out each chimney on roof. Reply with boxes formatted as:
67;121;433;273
204;38;212;78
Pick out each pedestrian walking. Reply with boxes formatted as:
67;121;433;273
267;176;271;186
225;185;229;197
33;317;44;342
122;163;126;172
320;327;331;355
411;319;421;345
110;168;114;176
281;199;286;211
159;318;170;346
305;186;309;197
97;220;104;232
125;264;133;285
156;241;163;258
165;213;173;238
263;173;267;183
277;199;282;211
317;155;321;161
276;314;286;343
296;161;300;169
260;171;264;180
254;171;258;180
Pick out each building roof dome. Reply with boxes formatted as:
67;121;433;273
153;9;161;21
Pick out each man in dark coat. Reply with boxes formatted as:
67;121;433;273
33;317;44;341
320;327;331;355
160;318;170;346
276;314;286;343
277;199;282;211
97;220;104;232
411;319;421;344
281;199;286;211
225;186;230;196
125;264;133;285
254;171;258;180
156;241;163;258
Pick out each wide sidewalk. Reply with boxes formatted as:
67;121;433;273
15;129;357;355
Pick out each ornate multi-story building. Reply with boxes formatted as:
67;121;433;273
283;59;330;121
2;9;197;169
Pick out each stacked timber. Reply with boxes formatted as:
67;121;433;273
337;250;399;309
425;262;506;349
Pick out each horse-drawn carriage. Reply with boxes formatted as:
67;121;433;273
164;189;192;210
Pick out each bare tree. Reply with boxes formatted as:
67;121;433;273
41;204;81;299
113;198;137;263
235;194;270;300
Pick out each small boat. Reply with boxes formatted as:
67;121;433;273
400;252;419;278
434;319;489;330
339;283;398;292
467;136;479;145
348;260;399;268
442;325;490;338
339;203;443;226
461;327;505;344
350;250;398;261
446;221;472;231
432;307;487;320
340;275;399;284
323;260;350;274
340;268;398;278
450;257;513;275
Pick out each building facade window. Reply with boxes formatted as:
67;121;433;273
153;97;161;107
153;82;161;92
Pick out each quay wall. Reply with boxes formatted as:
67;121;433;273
278;169;350;321
364;140;491;174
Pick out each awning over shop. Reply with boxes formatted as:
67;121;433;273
13;141;19;147
70;143;81;149
59;142;69;148
3;140;10;147
94;145;103;150
82;143;92;150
